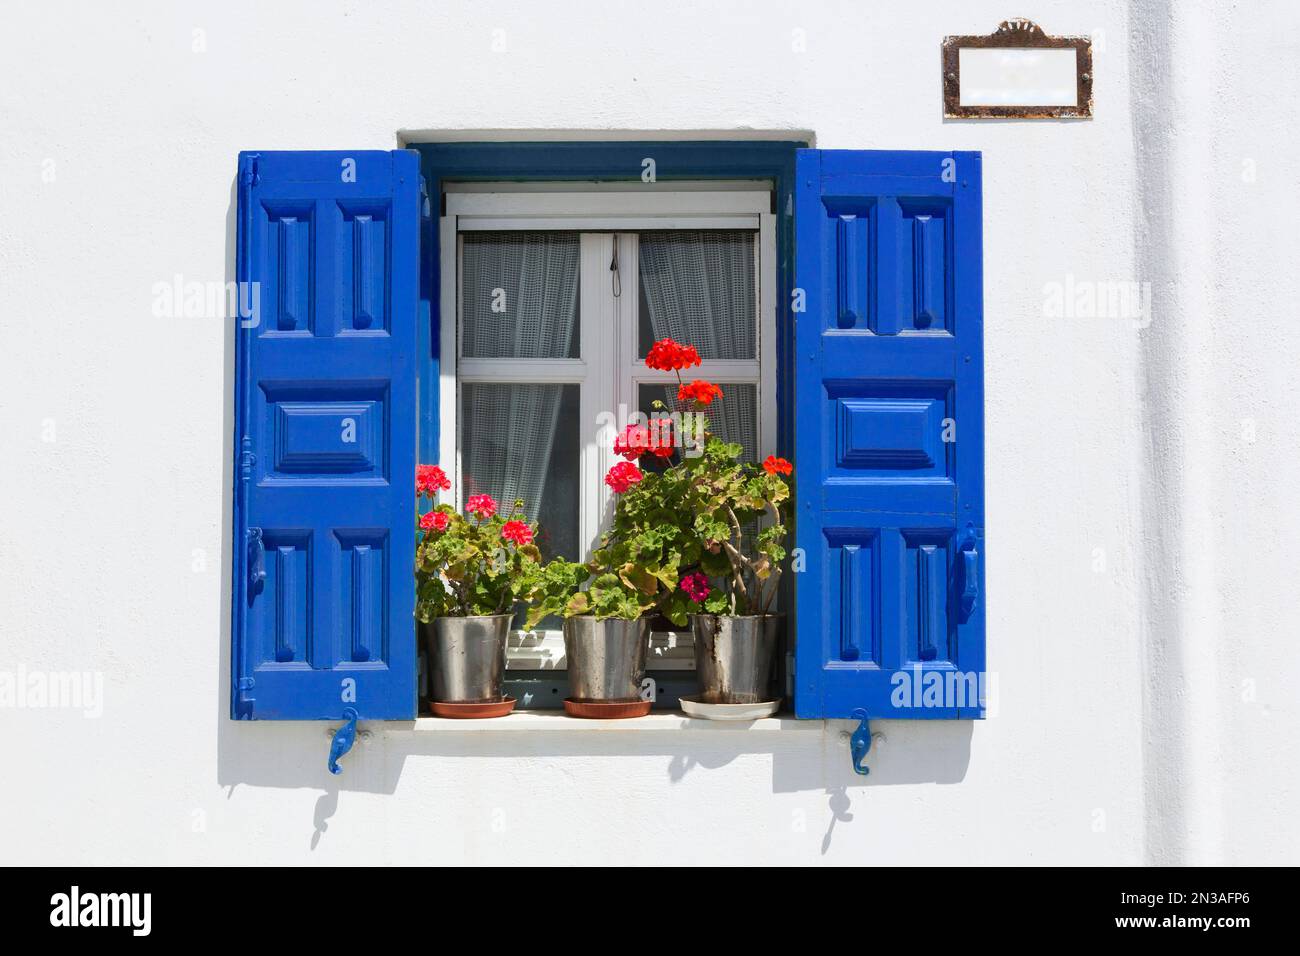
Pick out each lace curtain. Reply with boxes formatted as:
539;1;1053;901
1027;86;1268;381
460;232;579;521
638;231;758;457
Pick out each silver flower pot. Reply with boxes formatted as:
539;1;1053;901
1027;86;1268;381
690;614;781;704
424;614;511;703
563;616;650;702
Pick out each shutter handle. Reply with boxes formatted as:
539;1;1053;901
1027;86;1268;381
247;528;267;595
849;709;872;776
327;708;360;775
961;541;979;619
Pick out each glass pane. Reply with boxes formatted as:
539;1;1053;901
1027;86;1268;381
461;383;580;562
462;232;579;358
638;230;756;360
637;382;758;464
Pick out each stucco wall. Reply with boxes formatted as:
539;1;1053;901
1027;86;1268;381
1;0;1296;865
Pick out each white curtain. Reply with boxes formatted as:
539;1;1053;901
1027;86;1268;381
461;233;579;520
638;231;757;457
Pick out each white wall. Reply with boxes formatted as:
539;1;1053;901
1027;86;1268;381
1;0;1296;865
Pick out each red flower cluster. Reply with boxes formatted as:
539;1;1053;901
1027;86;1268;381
466;493;497;519
614;420;675;461
502;520;533;546
646;338;702;372
680;572;711;603
420;510;450;532
762;455;793;476
604;461;644;493
677;379;723;407
416;464;451;496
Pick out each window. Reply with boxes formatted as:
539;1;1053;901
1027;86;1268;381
437;186;777;669
230;144;985;724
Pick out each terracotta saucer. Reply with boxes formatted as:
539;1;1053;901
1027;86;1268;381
563;697;652;719
429;696;516;719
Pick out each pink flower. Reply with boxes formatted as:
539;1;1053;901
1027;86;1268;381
417;464;451;496
604;461;644;494
680;572;711;603
466;494;497;519
420;510;450;532
502;520;534;546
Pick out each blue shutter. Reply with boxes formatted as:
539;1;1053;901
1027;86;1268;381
231;150;420;720
793;149;985;720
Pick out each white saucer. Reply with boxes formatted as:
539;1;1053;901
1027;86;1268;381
679;695;782;720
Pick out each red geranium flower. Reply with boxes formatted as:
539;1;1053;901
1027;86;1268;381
614;423;651;460
646;338;702;372
502;520;533;546
762;455;793;476
420;510;450;532
647;418;675;458
614;419;675;460
677;379;723;407
604;461;644;493
466;493;497;519
416;464;451;496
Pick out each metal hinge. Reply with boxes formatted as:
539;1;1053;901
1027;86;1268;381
234;677;255;718
240;154;260;187
239;437;255;481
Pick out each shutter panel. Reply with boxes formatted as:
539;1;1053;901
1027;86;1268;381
231;150;420;720
793;149;985;719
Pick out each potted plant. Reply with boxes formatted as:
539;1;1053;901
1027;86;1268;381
522;552;657;718
618;338;794;713
520;436;696;718
414;464;543;718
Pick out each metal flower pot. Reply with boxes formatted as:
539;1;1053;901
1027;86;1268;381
563;616;650;702
690;614;781;704
424;614;511;703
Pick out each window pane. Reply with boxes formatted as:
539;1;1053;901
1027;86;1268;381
637;382;758;463
461;383;580;562
638;230;756;360
462;232;579;358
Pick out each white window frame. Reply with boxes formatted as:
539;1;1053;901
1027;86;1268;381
439;183;777;669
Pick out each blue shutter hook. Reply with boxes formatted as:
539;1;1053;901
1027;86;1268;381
850;708;872;776
327;707;360;775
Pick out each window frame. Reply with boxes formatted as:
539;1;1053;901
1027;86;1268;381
438;184;778;669
439;187;777;548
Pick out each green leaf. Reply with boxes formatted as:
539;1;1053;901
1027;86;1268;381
703;591;729;613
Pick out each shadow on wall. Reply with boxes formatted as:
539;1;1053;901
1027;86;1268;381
213;176;975;844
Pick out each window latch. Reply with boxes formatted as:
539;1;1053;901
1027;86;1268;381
609;238;621;298
327;707;360;775
247;528;266;595
960;526;980;620
850;708;872;775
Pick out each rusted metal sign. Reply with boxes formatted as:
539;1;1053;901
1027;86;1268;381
943;19;1093;119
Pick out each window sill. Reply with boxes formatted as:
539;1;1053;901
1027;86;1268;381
390;712;822;733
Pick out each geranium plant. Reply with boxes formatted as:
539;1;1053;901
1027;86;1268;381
607;337;794;624
521;414;696;628
519;337;793;629
413;465;544;621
